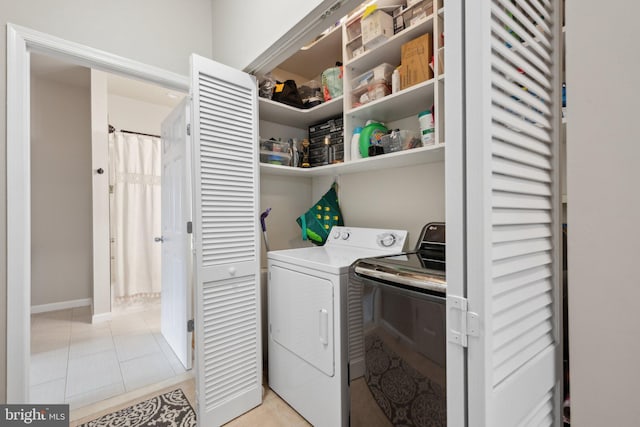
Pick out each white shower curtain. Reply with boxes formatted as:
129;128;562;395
109;131;162;302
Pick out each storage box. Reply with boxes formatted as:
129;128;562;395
400;33;433;89
260;150;292;166
437;46;445;74
409;0;433;26
350;63;395;108
361;9;394;49
260;140;293;166
379;130;420;153
351;63;395;92
352;80;392;107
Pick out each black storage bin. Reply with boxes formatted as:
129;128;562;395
308;117;344;167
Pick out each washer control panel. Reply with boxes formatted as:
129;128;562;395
327;226;408;252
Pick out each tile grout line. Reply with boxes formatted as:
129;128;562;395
110;316;128;394
34;304;188;410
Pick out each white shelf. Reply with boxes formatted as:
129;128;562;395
258;96;343;128
346;78;435;122
345;14;435;73
260;143;444;177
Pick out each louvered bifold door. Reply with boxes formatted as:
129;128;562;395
190;54;262;427
464;0;562;426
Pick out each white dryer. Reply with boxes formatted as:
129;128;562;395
267;226;408;427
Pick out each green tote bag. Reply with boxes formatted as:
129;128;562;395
296;184;344;245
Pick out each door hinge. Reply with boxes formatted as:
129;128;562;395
187;123;191;136
187;221;192;234
448;295;479;348
187;319;194;332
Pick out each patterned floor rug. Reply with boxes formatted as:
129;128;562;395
365;334;446;427
78;388;196;427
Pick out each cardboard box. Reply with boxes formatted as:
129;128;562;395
400;33;433;89
361;9;394;49
409;0;434;27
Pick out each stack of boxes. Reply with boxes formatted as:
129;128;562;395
355;2;435;94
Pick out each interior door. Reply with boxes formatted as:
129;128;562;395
160;98;193;370
462;0;563;426
190;54;262;426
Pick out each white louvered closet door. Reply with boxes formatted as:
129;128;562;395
190;54;262;426
464;0;562;426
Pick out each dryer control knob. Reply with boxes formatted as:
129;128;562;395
379;233;397;247
333;231;341;239
341;231;350;240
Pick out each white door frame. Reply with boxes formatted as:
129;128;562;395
444;1;467;426
6;23;189;402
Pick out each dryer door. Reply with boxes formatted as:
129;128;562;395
269;264;334;376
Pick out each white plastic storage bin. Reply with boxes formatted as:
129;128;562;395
361;9;394;49
351;63;395;92
352;80;391;108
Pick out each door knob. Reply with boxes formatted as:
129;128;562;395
97;168;104;174
154;236;164;243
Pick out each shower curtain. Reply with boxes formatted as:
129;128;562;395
109;131;162;302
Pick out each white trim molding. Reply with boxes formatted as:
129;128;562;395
6;23;189;403
31;298;92;314
91;312;113;324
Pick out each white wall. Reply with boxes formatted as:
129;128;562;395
107;94;174;136
566;1;640;425
30;72;92;307
315;162;445;249
210;0;327;70
0;0;213;402
258;120;312;265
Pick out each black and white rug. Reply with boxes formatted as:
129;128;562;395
365;334;446;427
79;388;196;427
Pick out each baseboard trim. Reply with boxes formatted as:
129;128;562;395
92;312;112;324
31;298;91;314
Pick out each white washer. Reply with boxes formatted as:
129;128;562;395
267;226;408;427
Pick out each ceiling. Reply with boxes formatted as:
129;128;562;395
30;53;185;108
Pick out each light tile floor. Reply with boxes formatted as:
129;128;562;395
31;304;187;410
70;377;311;427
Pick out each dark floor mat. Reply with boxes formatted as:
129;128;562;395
365;334;446;427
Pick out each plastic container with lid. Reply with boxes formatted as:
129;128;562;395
359;122;388;158
351;63;395;92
